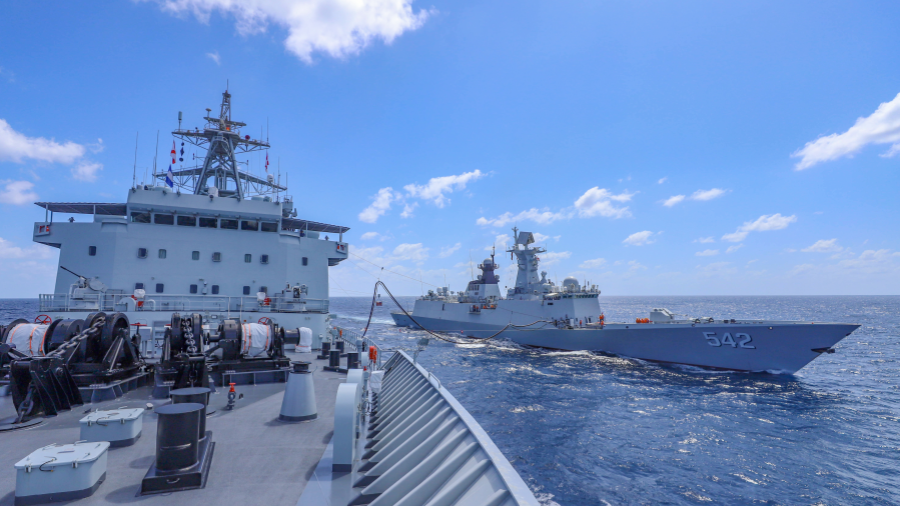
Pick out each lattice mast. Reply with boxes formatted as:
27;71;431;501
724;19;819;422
167;89;284;199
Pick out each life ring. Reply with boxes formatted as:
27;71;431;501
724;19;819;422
257;317;272;325
34;314;52;325
369;345;378;362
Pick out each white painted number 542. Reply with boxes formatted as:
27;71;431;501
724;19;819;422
703;332;756;349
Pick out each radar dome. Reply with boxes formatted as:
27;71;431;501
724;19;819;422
483;259;493;266
562;277;580;291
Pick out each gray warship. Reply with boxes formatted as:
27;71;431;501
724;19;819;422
392;229;860;374
0;92;538;506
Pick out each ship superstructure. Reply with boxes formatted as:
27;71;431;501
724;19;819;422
31;90;349;353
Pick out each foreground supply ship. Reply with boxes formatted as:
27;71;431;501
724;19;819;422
392;229;860;374
30;90;348;354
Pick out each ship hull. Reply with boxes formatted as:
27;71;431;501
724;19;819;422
392;312;859;374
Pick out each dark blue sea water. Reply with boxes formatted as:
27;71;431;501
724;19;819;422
3;296;899;505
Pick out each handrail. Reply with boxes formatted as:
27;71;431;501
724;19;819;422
38;292;329;314
331;325;390;370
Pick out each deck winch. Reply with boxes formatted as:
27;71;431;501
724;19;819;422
205;319;290;382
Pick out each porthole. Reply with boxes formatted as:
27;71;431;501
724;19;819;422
137;248;148;259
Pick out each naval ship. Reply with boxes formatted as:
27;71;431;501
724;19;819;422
392;229;860;374
30;90;348;355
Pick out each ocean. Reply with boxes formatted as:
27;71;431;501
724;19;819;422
3;296;899;505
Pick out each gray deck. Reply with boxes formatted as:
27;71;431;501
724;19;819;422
0;351;344;506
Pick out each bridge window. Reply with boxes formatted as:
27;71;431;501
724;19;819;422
88;246;96;256
158;249;167;259
177;215;196;227
241;220;259;231
261;222;278;232
260;254;269;264
199;217;217;228
212;252;221;262
211;285;219;294
137;248;148;259
190;284;198;294
135;283;144;290
131;211;150;223
302;257;308;266
220;219;238;230
243;286;251;295
154;214;174;225
155;283;164;293
244;254;252;263
260;286;268;294
192;251;199;260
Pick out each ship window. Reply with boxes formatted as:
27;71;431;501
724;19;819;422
155;283;164;293
260;254;269;264
135;283;144;290
154;214;174;225
192;251;199;260
158;249;167;259
190;284;198;294
199;217;217;229
241;220;259;231
211;285;219;294
260;222;278;233
212;252;222;262
88;246;96;256
137;248;148;259
243;286;251;295
177;215;196;227
260;286;268;294
302;257;308;266
244;254;252;263
131;211;151;223
220;219;238;230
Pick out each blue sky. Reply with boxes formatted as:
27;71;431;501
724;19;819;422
1;0;899;297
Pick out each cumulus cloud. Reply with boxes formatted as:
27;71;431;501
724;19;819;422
0;180;38;205
71;161;102;182
662;195;685;207
403;170;484;208
439;242;461;258
696;249;719;256
623;230;657;246
392;243;429;263
726;244;744;254
722;213;797;242
400;202;418;218
579;258;607;269
0;237;53;259
486;234;511;252
802;238;843;253
478;187;633;227
0;119;85;164
539;251;571;266
358;187;398;223
148;0;432;63
206;51;221;65
658;177;667;184
360;231;380;240
792;92;900;170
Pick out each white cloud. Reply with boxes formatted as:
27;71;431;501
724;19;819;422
579;258;607;269
360;231;380;240
623;230;657;246
695;249;719;256
392;243;429;264
403;170;484;208
539;251;570;266
400;202;418;218
71;161;102;182
726;244;744;254
690;188;728;201
792;91;900;170
477;208;570;227
149;0;431;64
694;237;715;243
487;234;511;251
358;187;398;223
574;187;634;218
658;177;667;184
439;243;461;258
0;119;86;164
0;237;53;259
0;180;38;205
206;51;221;65
662;195;685;207
802;238;843;253
722;213;797;242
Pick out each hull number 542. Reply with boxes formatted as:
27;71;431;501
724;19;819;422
702;332;755;349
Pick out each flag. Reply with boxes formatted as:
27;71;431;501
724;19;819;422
165;164;174;188
170;141;176;164
265;152;269;173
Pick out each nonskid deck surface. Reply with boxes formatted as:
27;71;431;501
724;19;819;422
0;351;343;506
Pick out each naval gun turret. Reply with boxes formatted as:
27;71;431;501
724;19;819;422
61;265;109;310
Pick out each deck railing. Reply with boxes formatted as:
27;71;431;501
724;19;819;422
330;325;389;369
38;293;329;314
